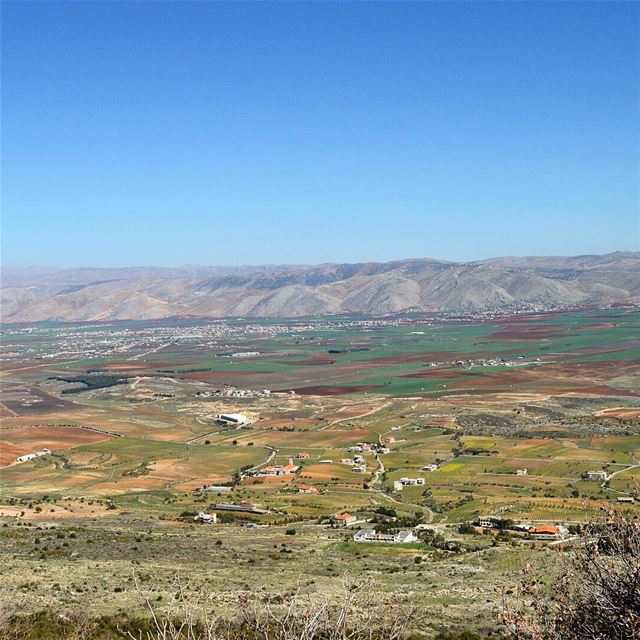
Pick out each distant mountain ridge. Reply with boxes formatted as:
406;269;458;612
2;251;638;322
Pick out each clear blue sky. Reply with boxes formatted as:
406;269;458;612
2;1;639;267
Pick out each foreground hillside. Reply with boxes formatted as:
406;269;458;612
2;251;639;321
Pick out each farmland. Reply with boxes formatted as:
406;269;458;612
1;307;639;635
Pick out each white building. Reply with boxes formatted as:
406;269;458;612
16;454;37;463
393;480;404;491
16;448;51;464
586;470;609;481
398;477;425;486
203;485;232;493
516;469;528;476
252;459;299;477
353;529;418;544
194;512;217;524
422;464;438;472
477;518;495;529
218;413;251;425
394;530;418;543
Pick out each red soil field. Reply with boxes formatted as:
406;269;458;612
80;361;177;373
563;385;639;398
445;360;640;396
595;408;640;420
331;404;378;417
486;325;567;340
1;386;80;416
569;322;617;330
0;425;113;467
0;404;17;418
276;356;336;366
284;385;384;396
403;370;472;379
255;418;319;428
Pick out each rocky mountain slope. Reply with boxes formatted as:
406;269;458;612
2;252;638;322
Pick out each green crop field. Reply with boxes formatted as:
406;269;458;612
1;308;639;637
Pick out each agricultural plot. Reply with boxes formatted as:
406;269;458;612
1;308;639;628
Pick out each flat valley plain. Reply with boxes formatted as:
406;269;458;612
1;307;639;636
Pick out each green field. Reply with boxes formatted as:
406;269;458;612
1;308;639;636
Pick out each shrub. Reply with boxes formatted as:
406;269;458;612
458;522;476;535
502;509;640;639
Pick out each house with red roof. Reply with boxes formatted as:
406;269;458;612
528;525;560;540
297;485;318;494
332;512;357;526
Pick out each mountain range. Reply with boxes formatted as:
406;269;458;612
2;251;638;322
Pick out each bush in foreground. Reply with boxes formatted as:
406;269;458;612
501;508;640;639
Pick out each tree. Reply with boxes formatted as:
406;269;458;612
501;509;640;639
458;522;476;535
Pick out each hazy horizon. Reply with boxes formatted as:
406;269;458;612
3;247;639;272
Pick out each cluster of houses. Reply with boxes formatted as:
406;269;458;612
353;528;418;544
249;458;300;478
198;388;271;399
475;517;569;541
216;351;262;358
341;455;367;473
340;441;395;474
16;448;51;464
297;484;319;494
348;442;389;454
422;355;541;370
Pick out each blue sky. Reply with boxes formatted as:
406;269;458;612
2;1;639;267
